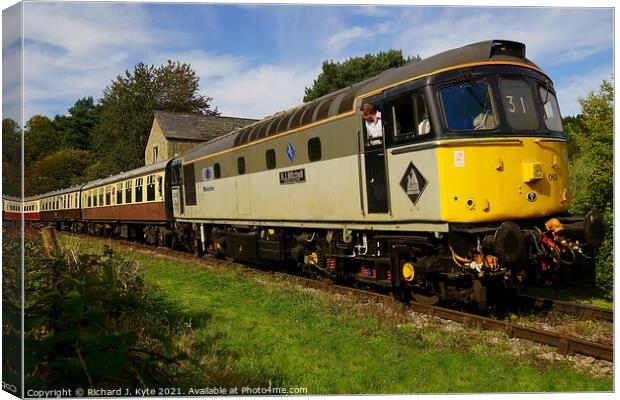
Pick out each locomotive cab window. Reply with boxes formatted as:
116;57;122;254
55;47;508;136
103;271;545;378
441;80;497;131
308;137;322;162
539;85;563;132
386;91;431;146
499;79;538;130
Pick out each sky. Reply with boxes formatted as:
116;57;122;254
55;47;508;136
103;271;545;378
1;1;615;124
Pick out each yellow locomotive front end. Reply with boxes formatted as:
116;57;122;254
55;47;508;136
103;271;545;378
423;62;605;288
438;137;570;223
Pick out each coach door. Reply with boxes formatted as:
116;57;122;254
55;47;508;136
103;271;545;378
170;160;184;215
361;99;390;214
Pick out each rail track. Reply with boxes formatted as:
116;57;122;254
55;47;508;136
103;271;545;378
59;231;614;362
511;293;613;322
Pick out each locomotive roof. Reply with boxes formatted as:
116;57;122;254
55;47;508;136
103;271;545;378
82;158;172;190
172;40;543;164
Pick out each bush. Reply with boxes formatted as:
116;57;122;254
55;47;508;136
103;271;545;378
15;234;197;390
566;80;613;294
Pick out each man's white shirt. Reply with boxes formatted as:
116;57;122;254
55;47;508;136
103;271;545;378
365;111;383;144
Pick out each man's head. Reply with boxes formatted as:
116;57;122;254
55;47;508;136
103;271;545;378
360;103;377;122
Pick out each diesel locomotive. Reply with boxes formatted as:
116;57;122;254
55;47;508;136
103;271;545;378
6;40;605;308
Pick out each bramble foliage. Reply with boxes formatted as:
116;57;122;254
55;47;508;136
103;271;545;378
92;60;218;175
0;232;204;390
565;79;614;293
303;50;420;102
24;149;96;196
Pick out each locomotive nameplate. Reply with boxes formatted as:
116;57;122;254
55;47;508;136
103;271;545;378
279;168;306;185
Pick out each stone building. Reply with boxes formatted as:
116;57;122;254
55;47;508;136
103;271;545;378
145;111;257;165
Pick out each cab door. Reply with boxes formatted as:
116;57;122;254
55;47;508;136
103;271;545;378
361;99;390;214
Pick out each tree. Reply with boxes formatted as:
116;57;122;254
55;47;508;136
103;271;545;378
565;79;613;292
2;118;21;196
54;97;101;150
24;115;60;167
303;50;420;102
24;149;96;195
91;61;218;175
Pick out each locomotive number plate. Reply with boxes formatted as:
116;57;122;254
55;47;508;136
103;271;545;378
279;168;306;185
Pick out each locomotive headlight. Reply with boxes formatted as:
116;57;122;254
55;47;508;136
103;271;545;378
402;262;415;281
522;161;543;182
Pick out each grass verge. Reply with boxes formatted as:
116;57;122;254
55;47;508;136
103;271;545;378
58;234;613;394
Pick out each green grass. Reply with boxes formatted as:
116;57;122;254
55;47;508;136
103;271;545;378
58;235;612;394
520;284;613;309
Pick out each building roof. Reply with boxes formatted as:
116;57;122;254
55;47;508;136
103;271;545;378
153;111;257;142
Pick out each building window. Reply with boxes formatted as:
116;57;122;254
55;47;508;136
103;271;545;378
266;149;276;170
308;137;322;162
237;157;246;175
153;146;159;162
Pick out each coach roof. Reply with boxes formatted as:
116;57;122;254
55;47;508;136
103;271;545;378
180;40;541;163
82;159;172;190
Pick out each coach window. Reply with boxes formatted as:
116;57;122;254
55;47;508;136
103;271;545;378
499;79;538;130
88;193;92;208
266;149;276;170
440;80;497;131
99;188;104;206
135;177;144;202
237;157;246;175
117;183;123;204
125;180;133;203
147;175;156;202
308;137;322;162
539;85;563;132
105;187;111;206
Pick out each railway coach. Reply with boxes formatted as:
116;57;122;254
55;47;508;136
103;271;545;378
39;185;82;230
3;195;41;224
80;159;174;245
168;40;604;307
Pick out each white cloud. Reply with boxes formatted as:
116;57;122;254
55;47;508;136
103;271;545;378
554;68;613;117
388;8;612;69
204;62;320;119
20;2;165;117
2;3;24;122
326;26;373;54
